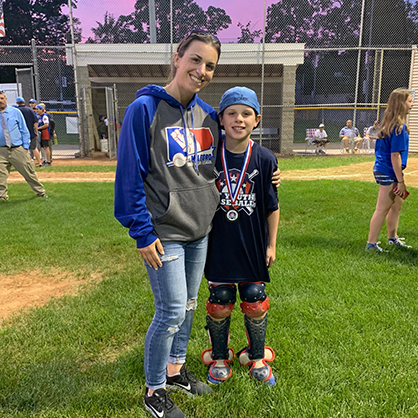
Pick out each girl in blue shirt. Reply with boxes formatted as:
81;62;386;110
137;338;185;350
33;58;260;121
366;88;414;251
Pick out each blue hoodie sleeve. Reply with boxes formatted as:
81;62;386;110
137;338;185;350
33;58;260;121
114;97;159;249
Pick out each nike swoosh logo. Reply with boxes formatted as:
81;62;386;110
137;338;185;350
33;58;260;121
148;404;164;418
176;382;191;391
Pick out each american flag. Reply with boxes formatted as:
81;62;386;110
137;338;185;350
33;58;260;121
0;1;5;37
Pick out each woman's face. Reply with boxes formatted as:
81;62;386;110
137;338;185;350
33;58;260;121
173;40;218;96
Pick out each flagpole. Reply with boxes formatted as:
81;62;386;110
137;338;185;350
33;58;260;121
0;0;6;37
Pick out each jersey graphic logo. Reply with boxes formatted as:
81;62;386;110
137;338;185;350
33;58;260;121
165;127;216;168
217;168;259;216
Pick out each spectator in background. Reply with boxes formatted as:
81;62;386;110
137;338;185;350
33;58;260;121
366;89;413;251
364;120;380;154
97;115;108;151
35;104;52;166
0;91;47;200
16;97;42;167
39;103;55;163
340;119;363;154
97;115;108;139
313;123;329;155
28;98;37;111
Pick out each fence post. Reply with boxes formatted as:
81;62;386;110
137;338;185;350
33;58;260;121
31;39;41;101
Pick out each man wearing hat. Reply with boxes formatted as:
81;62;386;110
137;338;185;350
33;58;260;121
28;98;37;110
16;97;42;167
0;91;47;200
313;123;329;155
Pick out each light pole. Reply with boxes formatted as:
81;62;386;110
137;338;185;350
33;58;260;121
364;0;375;104
52;16;64;105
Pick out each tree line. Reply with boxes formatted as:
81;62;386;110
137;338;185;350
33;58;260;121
1;0;418;47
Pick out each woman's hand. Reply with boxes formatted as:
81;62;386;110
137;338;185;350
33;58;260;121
138;238;164;270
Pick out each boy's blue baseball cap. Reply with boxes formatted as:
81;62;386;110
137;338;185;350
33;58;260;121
29;98;37;103
219;86;260;115
16;96;25;103
35;104;43;109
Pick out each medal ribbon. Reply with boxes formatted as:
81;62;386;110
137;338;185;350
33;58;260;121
221;139;253;205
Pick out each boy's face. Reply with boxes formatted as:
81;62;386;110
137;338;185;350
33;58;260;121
219;104;261;141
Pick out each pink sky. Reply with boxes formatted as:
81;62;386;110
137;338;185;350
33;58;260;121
72;0;274;43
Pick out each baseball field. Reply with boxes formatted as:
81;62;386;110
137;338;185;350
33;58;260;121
1;155;417;417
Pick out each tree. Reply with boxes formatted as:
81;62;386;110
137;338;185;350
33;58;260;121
265;0;316;44
264;0;363;47
237;22;262;43
205;6;232;35
0;0;78;45
86;12;139;44
88;0;231;44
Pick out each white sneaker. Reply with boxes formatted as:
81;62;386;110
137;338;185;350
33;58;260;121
388;237;412;248
366;242;387;252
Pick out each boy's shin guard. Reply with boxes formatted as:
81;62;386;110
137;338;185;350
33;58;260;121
204;315;231;360
244;313;267;360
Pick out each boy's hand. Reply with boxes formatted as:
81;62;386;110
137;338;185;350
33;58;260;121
272;168;281;188
266;245;276;267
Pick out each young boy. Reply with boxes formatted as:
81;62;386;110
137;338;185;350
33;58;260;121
201;87;280;386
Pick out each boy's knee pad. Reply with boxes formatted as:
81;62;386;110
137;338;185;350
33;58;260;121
206;284;237;319
239;282;269;318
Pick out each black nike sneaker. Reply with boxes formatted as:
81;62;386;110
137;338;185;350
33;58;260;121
144;387;186;418
166;364;212;397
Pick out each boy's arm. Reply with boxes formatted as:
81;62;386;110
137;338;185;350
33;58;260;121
266;207;280;268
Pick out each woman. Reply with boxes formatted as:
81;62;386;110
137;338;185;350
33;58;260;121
366;88;413;252
115;30;222;418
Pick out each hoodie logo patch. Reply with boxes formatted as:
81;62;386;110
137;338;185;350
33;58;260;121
165;127;216;168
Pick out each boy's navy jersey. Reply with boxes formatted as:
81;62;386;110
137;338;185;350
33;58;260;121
205;139;279;283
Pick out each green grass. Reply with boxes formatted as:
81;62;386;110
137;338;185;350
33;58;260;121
278;155;375;170
24;154;418;173
278;154;417;171
0;176;418;417
34;165;117;173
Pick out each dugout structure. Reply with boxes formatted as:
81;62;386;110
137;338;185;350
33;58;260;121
71;43;305;157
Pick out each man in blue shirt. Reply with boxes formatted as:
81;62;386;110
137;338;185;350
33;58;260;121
340;119;363;154
0;91;47;200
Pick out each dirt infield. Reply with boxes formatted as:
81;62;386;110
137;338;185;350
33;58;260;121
7;158;418;187
2;157;418;321
0;269;101;320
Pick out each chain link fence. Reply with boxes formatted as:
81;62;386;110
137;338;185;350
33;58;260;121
0;44;78;159
295;47;412;148
0;0;416;157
